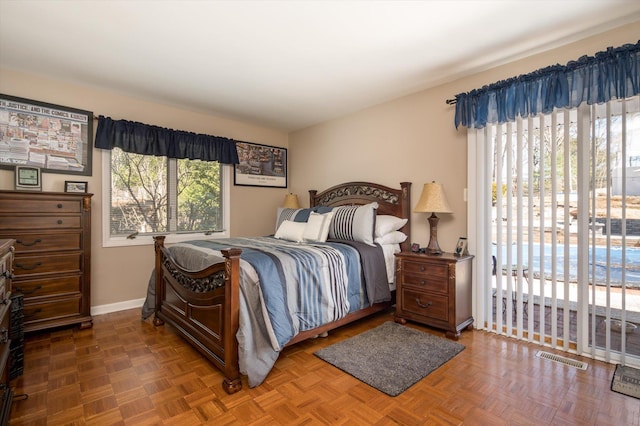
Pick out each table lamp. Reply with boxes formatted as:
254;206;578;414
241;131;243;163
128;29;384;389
282;193;300;209
413;182;452;255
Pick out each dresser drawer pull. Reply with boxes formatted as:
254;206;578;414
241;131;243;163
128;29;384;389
57;220;63;225
15;261;42;271
420;266;426;272
415;298;433;309
13;284;42;295
57;203;63;208
16;238;42;247
0;328;7;344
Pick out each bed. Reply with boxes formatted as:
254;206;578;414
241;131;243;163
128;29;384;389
148;181;411;394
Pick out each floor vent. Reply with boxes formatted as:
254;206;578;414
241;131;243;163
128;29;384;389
535;351;588;370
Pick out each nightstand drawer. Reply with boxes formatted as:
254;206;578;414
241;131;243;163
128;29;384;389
401;288;448;322
401;273;448;293
403;260;448;278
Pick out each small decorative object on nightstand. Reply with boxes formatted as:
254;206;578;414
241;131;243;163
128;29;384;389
394;251;473;340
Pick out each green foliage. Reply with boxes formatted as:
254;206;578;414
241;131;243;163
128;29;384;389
109;149;222;236
492;182;506;205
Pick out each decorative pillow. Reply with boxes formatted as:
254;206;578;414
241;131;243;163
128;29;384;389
303;211;334;242
374;230;407;245
329;202;378;246
275;207;317;233
375;215;408;237
274;220;306;242
276;208;300;232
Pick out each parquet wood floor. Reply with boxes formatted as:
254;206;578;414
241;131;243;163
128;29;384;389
7;308;640;425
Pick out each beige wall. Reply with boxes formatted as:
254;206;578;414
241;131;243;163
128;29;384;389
289;22;639;253
0;68;288;309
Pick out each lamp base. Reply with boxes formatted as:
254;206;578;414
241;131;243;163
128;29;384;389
426;213;443;256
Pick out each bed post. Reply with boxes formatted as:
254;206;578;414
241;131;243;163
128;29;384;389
153;236;166;326
221;248;242;394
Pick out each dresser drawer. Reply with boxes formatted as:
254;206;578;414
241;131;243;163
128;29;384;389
400;288;449;322
13;253;82;277
0;198;82;214
0;216;81;230
23;297;82;324
12;275;81;299
2;232;82;253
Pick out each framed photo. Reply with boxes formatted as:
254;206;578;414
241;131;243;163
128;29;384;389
455;237;469;256
65;180;88;193
234;141;287;188
15;165;41;191
0;94;93;176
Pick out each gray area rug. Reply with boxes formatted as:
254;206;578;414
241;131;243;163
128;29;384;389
611;364;640;399
314;321;465;396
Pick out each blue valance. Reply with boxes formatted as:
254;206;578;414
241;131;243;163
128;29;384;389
454;40;640;129
95;116;239;164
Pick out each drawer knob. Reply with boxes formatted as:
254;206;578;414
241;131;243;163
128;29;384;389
0;327;6;344
57;203;63;208
420;266;426;272
57;220;63;225
16;238;42;247
415;298;433;309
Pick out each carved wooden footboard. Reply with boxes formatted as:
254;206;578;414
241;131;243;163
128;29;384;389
153;181;411;394
153;236;243;393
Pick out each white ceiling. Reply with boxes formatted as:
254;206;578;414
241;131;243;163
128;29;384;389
1;1;639;131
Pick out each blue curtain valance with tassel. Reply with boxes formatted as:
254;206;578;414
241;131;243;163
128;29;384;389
95;116;239;164
454;40;640;129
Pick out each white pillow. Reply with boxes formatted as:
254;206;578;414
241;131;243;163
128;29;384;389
303;211;334;242
375;215;408;237
274;220;306;242
375;231;407;245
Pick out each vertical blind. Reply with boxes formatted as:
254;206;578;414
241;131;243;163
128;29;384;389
471;95;640;366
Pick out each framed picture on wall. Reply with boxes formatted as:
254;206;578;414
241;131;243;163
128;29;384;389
234;141;287;188
0;94;93;176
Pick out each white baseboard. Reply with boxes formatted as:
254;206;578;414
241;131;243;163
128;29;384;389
91;298;145;316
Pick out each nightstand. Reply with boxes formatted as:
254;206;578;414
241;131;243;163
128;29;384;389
394;252;473;340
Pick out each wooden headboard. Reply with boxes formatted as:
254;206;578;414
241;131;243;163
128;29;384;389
309;181;411;252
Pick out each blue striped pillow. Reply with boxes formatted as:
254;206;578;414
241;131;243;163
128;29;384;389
328;202;378;246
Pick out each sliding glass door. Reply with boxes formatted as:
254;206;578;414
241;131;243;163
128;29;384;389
469;95;640;366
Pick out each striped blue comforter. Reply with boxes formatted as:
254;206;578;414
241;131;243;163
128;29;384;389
169;236;390;386
186;237;383;348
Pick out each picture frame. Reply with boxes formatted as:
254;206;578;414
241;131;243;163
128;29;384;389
234;141;287;188
64;180;88;193
0;94;93;176
454;237;469;256
14;165;41;191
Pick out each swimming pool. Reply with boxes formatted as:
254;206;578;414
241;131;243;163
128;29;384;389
493;243;640;286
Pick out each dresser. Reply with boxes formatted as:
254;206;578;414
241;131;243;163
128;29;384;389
394;252;473;340
0;191;92;333
0;239;14;425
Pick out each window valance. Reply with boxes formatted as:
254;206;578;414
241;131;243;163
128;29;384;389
454;40;640;129
95;116;239;164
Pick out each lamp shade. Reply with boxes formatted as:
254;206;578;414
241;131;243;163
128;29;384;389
282;193;300;209
413;182;452;213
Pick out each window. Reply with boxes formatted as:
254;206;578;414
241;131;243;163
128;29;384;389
102;148;230;247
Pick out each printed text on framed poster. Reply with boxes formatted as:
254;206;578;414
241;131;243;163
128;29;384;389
234;141;287;188
0;94;93;176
